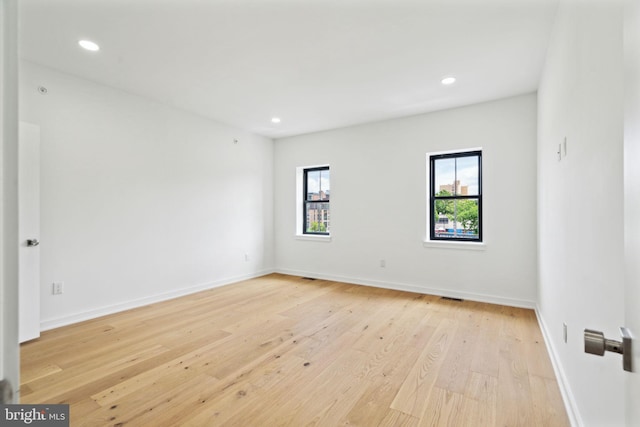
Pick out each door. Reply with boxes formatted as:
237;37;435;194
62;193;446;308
624;0;640;424
1;0;20;404
18;122;41;342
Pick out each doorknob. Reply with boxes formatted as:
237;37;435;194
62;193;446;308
26;238;39;247
584;327;632;372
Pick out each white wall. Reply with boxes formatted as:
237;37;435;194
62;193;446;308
1;0;20;401
274;94;538;307
19;61;275;329
624;0;640;424
537;0;625;425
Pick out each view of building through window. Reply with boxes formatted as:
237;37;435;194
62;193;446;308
430;151;481;241
304;167;330;234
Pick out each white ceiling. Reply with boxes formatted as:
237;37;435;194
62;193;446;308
19;0;558;139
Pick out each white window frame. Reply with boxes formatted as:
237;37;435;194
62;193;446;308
424;148;486;251
295;164;332;242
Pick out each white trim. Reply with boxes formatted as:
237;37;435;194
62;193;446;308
296;166;304;234
422;240;486;251
294;234;332;242
276;268;536;309
1;0;20;401
535;307;582;427
39;269;275;332
296;163;331;236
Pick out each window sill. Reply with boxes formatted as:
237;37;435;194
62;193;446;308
422;240;486;251
295;234;332;242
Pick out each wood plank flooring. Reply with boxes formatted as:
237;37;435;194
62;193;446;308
20;274;569;426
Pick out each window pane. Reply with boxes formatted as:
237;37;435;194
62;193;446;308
306;202;330;233
306;170;320;200
433;198;479;239
433;199;454;233
434;158;456;196
455;155;479;196
454;199;479;237
320;169;330;200
430;151;481;241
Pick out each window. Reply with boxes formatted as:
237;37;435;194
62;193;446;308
429;150;482;241
303;166;330;235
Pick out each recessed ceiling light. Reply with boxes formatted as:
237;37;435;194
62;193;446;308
441;77;456;85
271;117;281;124
78;40;100;52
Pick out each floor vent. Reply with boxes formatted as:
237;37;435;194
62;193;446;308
302;277;317;281
441;296;463;302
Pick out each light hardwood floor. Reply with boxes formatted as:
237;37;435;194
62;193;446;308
21;274;569;426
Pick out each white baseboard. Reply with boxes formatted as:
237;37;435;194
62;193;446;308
40;267;536;330
39;269;275;332
535;307;582;427
275;268;536;309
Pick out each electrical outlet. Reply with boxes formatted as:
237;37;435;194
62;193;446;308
244;253;250;262
563;322;567;343
52;282;64;295
380;259;386;268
